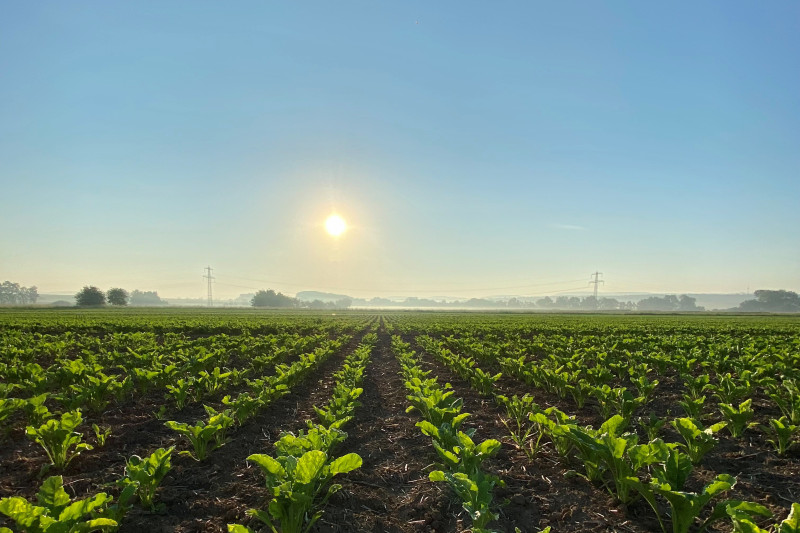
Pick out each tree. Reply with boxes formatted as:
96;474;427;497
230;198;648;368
0;281;39;305
334;297;353;309
75;286;106;306
637;295;680;311
251;289;298;308
129;290;167;306
678;295;704;311
305;299;331;309
22;286;39;305
598;297;621;310
107;288;129;306
739;290;800;312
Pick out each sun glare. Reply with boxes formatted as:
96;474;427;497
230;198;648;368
324;214;347;237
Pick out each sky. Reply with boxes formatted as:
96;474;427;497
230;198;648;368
1;1;799;300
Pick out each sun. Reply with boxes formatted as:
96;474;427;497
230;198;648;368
324;214;347;237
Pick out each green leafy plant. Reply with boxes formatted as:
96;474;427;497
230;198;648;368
165;379;192;409
429;466;500;533
762;416;798;456
153;405;168;421
203;406;235;447
165;408;232;461
26;410;93;471
566;379;593;408
0;475;117;533
627;473;738;533
627;444;771;533
719;399;756;438
498;394;541;461
119;446;175;510
769;381;800;425
65;373;124;413
724;501;777;533
592;385;643;424
632;374;659;403
313;385;363;427
418;419;503;531
405;378;469;430
560;415;667;503
651;444;693;491
197;366;232;396
638;412;667;441
672;417;726;464
536;407;575;458
0;397;24;438
273;424;349;459
222;393;263;425
24;393;53;427
241;450;362;533
469;366;503;397
92;424;112;447
683;373;711;400
770;503;800;533
713;374;750;404
678;394;706;420
103;482;139;528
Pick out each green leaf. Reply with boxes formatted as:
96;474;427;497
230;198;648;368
656;446;692;491
295;450;326;484
328;453;362;475
416;420;439;439
60;410;83;431
81;518;119;530
727;500;773;519
227;525;255;533
453;413;471;427
0;497;46;526
429;470;447;482
37;476;71;511
704;474;736;497
117;481;139;507
58;493;111;522
475;439;501;456
247;454;286;478
709;421;728;433
600;414;626;438
778;503;800;533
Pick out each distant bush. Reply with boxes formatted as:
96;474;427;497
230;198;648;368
251;289;298;308
130;290;167;306
107;288;129;306
75;286;106;307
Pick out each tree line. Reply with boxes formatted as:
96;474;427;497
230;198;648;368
737;290;800;312
0;281;39;305
74;287;167;307
250;289;352;309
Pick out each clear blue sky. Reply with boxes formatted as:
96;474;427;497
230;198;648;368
1;1;798;299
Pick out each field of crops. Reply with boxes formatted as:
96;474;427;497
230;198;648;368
1;309;799;533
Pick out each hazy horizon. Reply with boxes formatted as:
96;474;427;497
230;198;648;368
14;278;787;303
2;2;798;300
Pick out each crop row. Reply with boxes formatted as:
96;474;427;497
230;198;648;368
400;320;800;533
0;326;375;532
